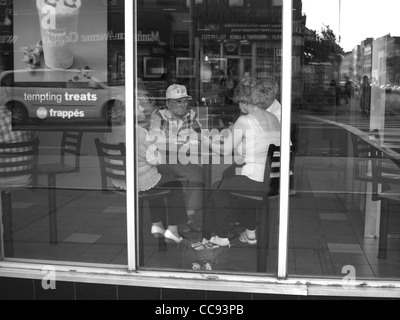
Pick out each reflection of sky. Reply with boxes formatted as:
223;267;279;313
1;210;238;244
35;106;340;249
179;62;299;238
302;0;400;52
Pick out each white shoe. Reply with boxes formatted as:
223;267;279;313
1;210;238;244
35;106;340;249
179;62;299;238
151;225;165;238
191;238;212;250
239;232;257;245
164;229;183;244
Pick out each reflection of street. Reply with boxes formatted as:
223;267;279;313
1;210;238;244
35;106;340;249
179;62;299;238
295;94;400;152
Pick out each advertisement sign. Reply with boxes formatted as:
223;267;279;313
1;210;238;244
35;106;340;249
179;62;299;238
1;0;124;131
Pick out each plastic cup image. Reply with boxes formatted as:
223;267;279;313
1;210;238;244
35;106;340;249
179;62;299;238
36;0;81;70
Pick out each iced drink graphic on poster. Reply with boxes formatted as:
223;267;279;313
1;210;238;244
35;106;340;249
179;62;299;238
36;0;81;70
13;0;108;81
6;0;120;129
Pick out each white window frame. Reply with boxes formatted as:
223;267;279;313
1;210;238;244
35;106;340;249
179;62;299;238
126;0;137;271
277;0;293;279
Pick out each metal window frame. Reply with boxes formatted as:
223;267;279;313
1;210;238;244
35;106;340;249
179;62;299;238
126;0;136;271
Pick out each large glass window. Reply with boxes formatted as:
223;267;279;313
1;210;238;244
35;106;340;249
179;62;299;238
291;0;400;279
2;0;399;286
0;0;126;265
137;0;283;273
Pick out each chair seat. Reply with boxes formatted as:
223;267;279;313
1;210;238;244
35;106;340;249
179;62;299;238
231;192;263;202
381;174;400;180
37;163;77;175
379;185;400;201
140;190;170;198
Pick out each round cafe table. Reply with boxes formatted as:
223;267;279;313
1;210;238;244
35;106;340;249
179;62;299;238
154;137;235;238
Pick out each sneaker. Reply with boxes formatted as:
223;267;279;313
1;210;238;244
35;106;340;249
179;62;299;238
209;236;230;247
178;223;191;235
164;229;183;244
239;232;257;245
151;225;166;238
190;238;210;251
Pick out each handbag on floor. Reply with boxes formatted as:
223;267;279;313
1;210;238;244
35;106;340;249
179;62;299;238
181;242;229;271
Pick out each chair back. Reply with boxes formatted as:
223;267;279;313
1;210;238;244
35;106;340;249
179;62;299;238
0;138;39;184
266;144;294;196
352;129;381;179
94;138;126;192
60;131;83;172
370;144;400;200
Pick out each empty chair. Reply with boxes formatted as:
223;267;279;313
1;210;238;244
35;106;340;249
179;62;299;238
35;131;83;243
0;138;39;257
370;144;400;259
231;144;293;272
94;138;169;266
36;131;83;177
59;131;84;173
352;130;383;201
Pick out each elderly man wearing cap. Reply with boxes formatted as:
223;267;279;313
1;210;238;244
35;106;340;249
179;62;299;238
149;84;203;235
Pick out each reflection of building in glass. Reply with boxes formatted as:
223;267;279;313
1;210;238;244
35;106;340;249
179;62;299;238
342;35;400;94
0;0;125;86
137;0;305;105
0;0;13;73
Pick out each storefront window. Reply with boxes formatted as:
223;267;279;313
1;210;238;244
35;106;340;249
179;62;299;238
0;0;399;295
137;0;283;274
0;0;127;265
291;0;400;279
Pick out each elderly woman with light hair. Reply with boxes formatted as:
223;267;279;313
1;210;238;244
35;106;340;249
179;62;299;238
200;77;281;248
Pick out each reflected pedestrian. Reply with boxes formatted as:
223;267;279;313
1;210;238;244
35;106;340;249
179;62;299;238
359;75;371;117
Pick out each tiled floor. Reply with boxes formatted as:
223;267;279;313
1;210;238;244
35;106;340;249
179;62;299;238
5;174;400;279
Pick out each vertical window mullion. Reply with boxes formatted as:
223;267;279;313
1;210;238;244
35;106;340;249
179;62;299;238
277;0;293;279
125;0;136;271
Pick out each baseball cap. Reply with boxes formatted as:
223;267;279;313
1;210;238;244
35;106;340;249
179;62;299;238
166;84;192;100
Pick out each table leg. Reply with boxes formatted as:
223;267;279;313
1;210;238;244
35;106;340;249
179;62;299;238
202;159;212;239
1;190;14;257
48;174;58;244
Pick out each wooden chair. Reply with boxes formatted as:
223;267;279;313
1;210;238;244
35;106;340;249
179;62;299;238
231;144;294;272
94;138;169;267
59;131;83;173
352;129;382;200
0;138;39;258
35;131;83;243
370;144;400;259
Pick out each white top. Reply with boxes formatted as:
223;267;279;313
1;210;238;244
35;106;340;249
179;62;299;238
37;0;81;15
239;114;280;183
266;99;282;124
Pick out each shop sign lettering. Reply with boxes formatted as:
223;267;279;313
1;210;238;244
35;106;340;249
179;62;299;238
0;35;18;44
137;31;166;46
41;5;56;30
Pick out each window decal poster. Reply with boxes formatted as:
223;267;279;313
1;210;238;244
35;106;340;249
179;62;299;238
4;0;124;130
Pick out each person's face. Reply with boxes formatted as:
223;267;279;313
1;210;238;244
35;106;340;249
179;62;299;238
167;98;190;117
239;102;249;114
137;105;146;123
264;81;278;107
